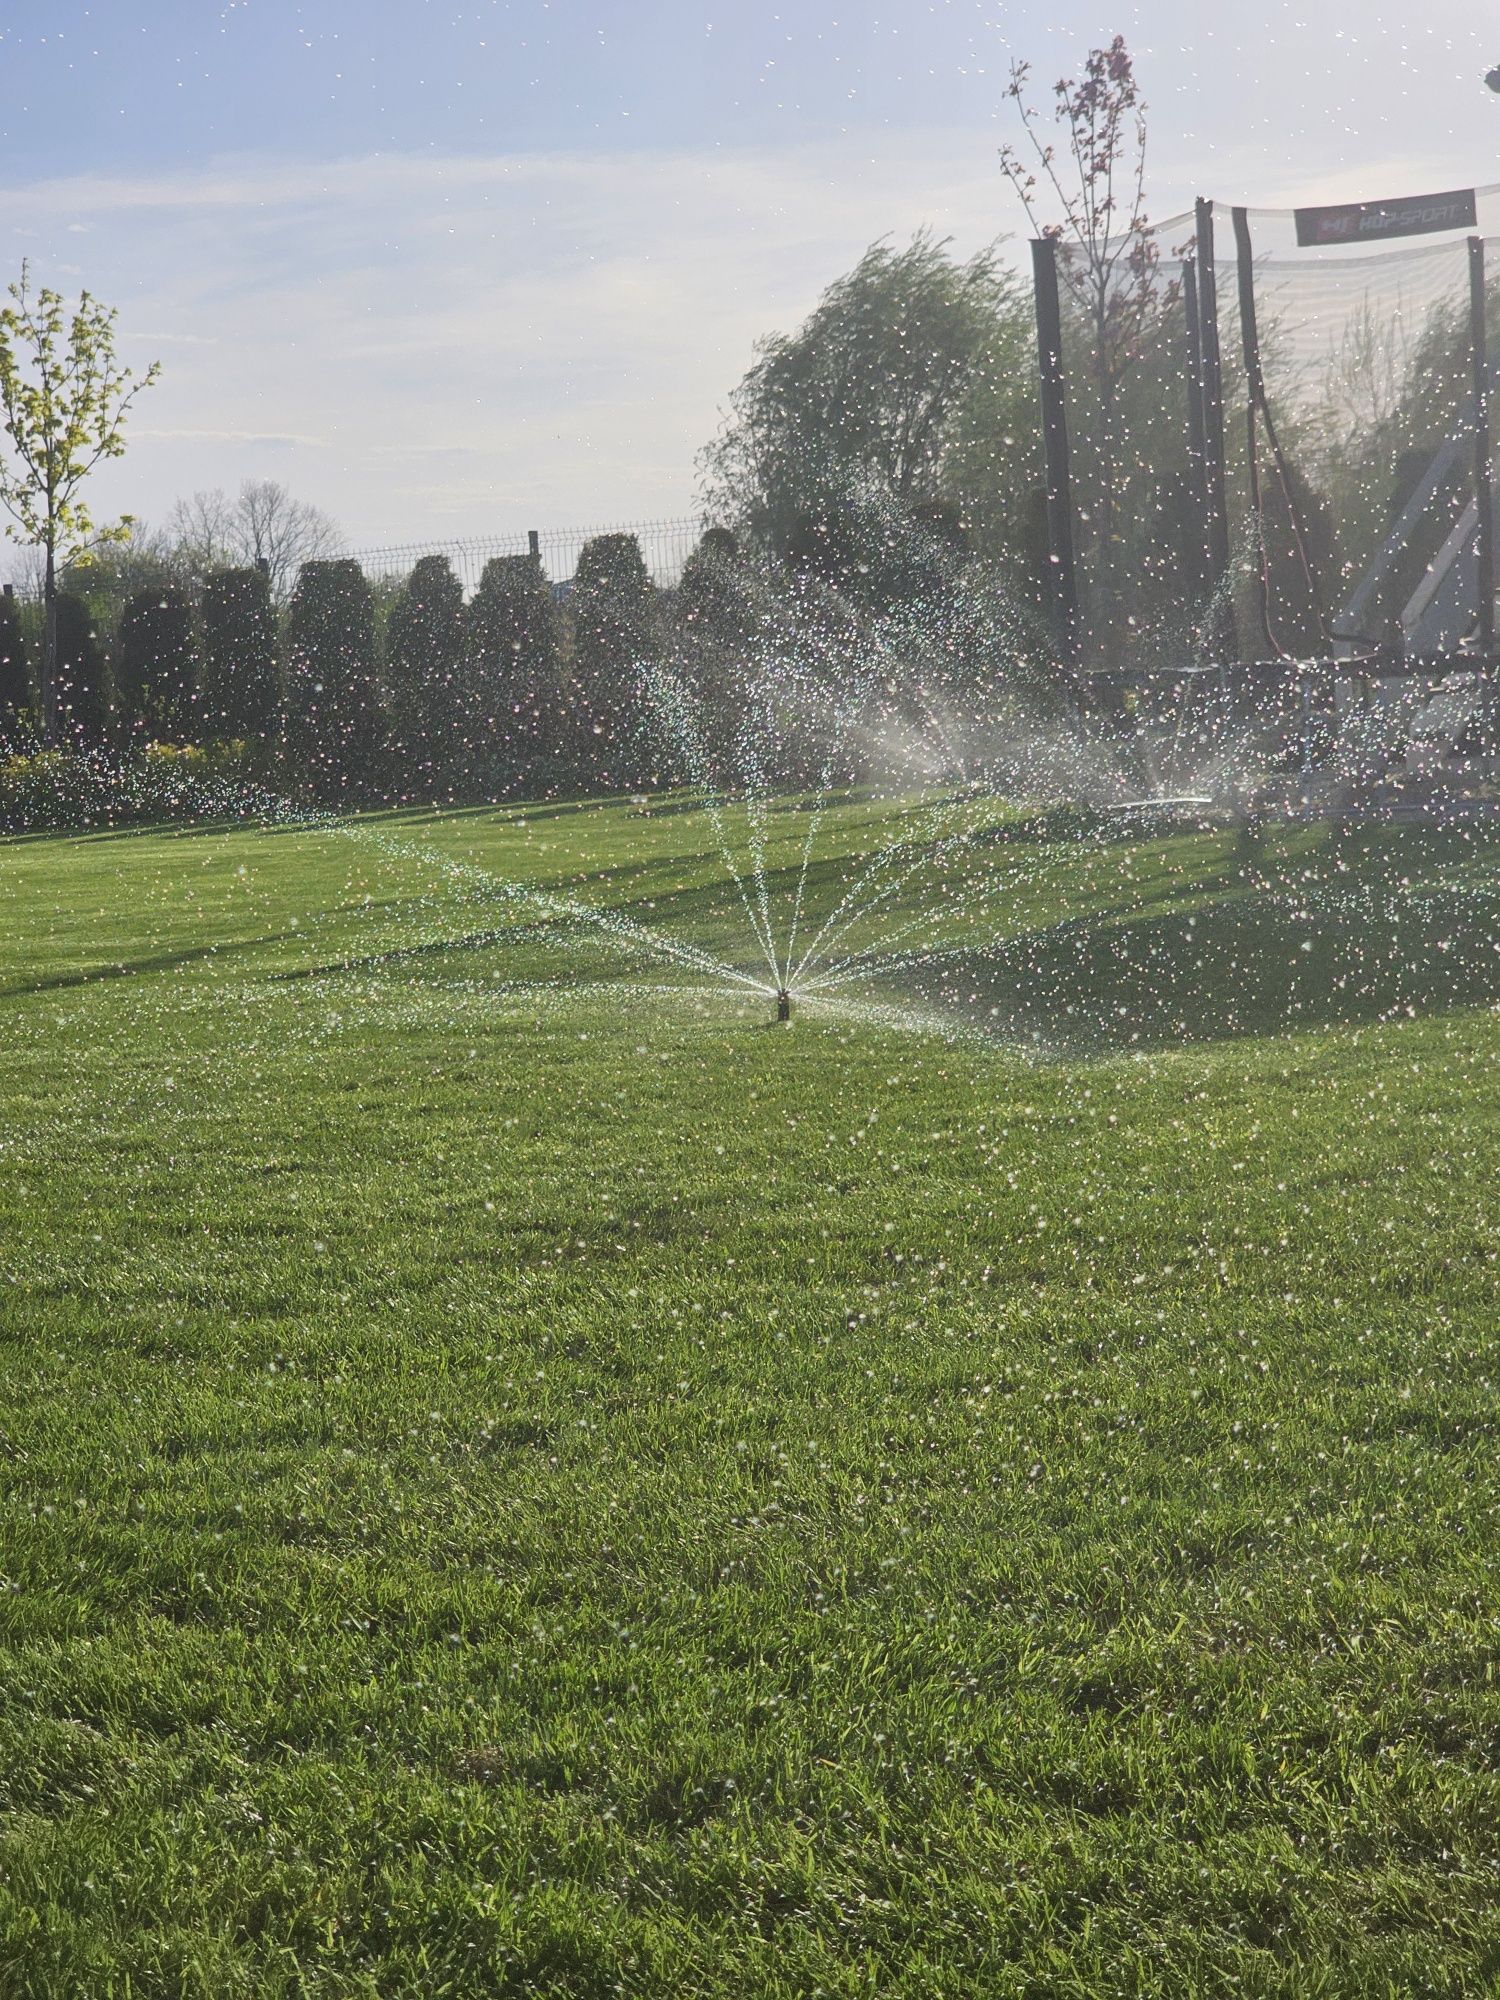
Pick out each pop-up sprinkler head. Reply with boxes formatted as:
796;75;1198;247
776;988;792;1023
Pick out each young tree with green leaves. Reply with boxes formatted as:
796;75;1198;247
0;263;160;742
999;36;1172;639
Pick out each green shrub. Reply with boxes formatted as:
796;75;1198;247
0;591;34;743
54;593;109;747
570;533;660;789
116;585;198;740
385;555;466;798
671;528;754;758
283;560;384;799
199;567;279;744
0;742;274;833
466;554;565;795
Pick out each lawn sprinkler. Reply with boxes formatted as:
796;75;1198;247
776;987;792;1023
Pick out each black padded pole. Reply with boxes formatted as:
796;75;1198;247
1233;206;1272;652
1030;236;1080;666
1182;257;1211;594
1183;257;1208;497
1231;207;1266;408
1469;236;1495;664
1195;197;1232;593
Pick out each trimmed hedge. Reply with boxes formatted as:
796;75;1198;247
116;585;198;740
200;567;279;743
283;560;384;799
0;743;285;835
385;555;466;796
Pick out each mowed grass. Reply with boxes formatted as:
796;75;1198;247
3;796;1500;1997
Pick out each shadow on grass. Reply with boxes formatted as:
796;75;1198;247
883;878;1500;1051
0;929;317;1000
38;810;1488;1055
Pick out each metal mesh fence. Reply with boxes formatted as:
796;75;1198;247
1055;208;1199;672
346;517;705;596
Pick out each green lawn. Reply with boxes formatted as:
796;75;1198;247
3;796;1500;1996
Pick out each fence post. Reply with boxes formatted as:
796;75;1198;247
1029;236;1080;670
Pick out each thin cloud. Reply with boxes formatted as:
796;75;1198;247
134;427;324;447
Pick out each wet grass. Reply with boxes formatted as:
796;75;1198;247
3;797;1500;1995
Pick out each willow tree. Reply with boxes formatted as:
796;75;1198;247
0;264;160;742
701;232;1033;588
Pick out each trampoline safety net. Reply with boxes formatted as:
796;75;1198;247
1046;185;1500;680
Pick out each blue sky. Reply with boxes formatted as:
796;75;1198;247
2;1;1496;566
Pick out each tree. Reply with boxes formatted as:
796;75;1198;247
942;340;1050;605
569;533;659;790
283;559;383;798
116;585;198;741
670;528;770;763
385;555;467;796
0;263;160;741
236;480;343;604
677;526;740;616
53;592;109;747
199;566;279;745
59;521;184;630
166;488;235;583
168;480;341;603
999;36;1174;638
700;232;1034;582
675;526;755;662
0;588;33;739
466;554;565;795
